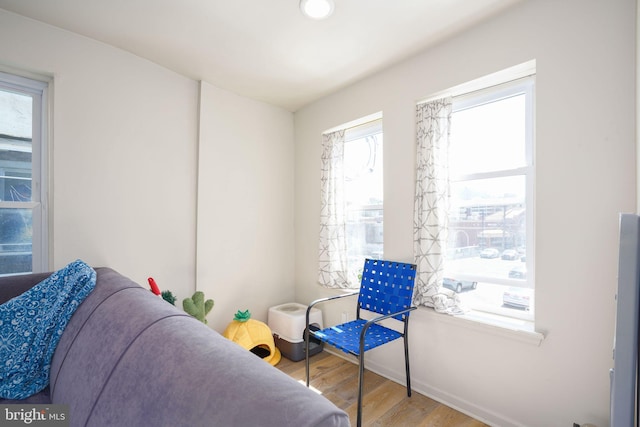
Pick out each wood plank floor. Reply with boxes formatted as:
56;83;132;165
276;351;489;427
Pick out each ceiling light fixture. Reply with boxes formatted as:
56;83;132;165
300;0;335;20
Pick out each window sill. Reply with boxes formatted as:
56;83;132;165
420;307;545;346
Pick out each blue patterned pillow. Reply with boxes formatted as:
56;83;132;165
0;259;96;399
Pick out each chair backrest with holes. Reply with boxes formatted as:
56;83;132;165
358;259;417;321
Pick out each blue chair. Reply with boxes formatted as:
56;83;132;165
305;258;417;427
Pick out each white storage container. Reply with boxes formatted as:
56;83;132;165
268;303;323;361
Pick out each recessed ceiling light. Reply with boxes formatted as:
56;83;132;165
300;0;335;20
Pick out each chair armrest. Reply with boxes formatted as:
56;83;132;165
307;291;359;310
363;306;417;326
359;306;417;352
305;291;359;328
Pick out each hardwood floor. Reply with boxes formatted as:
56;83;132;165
276;351;489;427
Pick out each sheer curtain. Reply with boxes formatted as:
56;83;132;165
413;98;466;314
318;129;354;288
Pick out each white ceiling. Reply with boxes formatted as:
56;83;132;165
0;0;523;111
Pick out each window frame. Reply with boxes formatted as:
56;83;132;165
343;117;384;279
446;76;535;321
0;71;49;275
318;112;383;289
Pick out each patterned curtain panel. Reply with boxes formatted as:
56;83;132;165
318;129;354;288
413;98;466;314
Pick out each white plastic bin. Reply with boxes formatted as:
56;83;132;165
268;303;323;361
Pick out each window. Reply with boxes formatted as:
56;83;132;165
318;117;383;289
344;119;383;277
445;77;534;321
0;71;49;276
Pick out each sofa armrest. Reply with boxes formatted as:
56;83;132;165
0;272;52;304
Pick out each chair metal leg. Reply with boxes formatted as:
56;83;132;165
356;321;370;427
357;352;365;427
404;334;412;397
404;319;412;397
305;312;311;387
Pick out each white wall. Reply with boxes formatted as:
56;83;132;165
0;9;199;302
294;0;636;426
197;81;295;332
0;8;297;332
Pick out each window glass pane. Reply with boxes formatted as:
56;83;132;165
446;176;532;317
449;94;526;176
0;208;32;275
0;90;32;138
344;126;383;276
447;175;526;280
0;91;33;202
0;170;32;202
0;85;36;276
444;78;534;321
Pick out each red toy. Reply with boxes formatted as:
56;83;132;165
147;277;161;296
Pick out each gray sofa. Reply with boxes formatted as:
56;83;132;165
0;267;350;427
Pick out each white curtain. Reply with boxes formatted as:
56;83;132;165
318;129;355;288
413;98;466;315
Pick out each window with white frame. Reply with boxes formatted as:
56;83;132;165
445;77;535;321
0;71;49;276
318;117;383;289
344;119;383;276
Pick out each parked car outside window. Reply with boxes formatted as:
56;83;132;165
508;265;527;279
479;248;500;259
501;249;519;260
443;277;477;293
502;287;532;310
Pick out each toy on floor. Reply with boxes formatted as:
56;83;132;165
222;310;281;366
183;291;214;324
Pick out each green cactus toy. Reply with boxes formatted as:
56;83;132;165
183;291;214;324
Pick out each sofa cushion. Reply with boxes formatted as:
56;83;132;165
48;267;143;396
88;315;348;427
49;269;189;425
